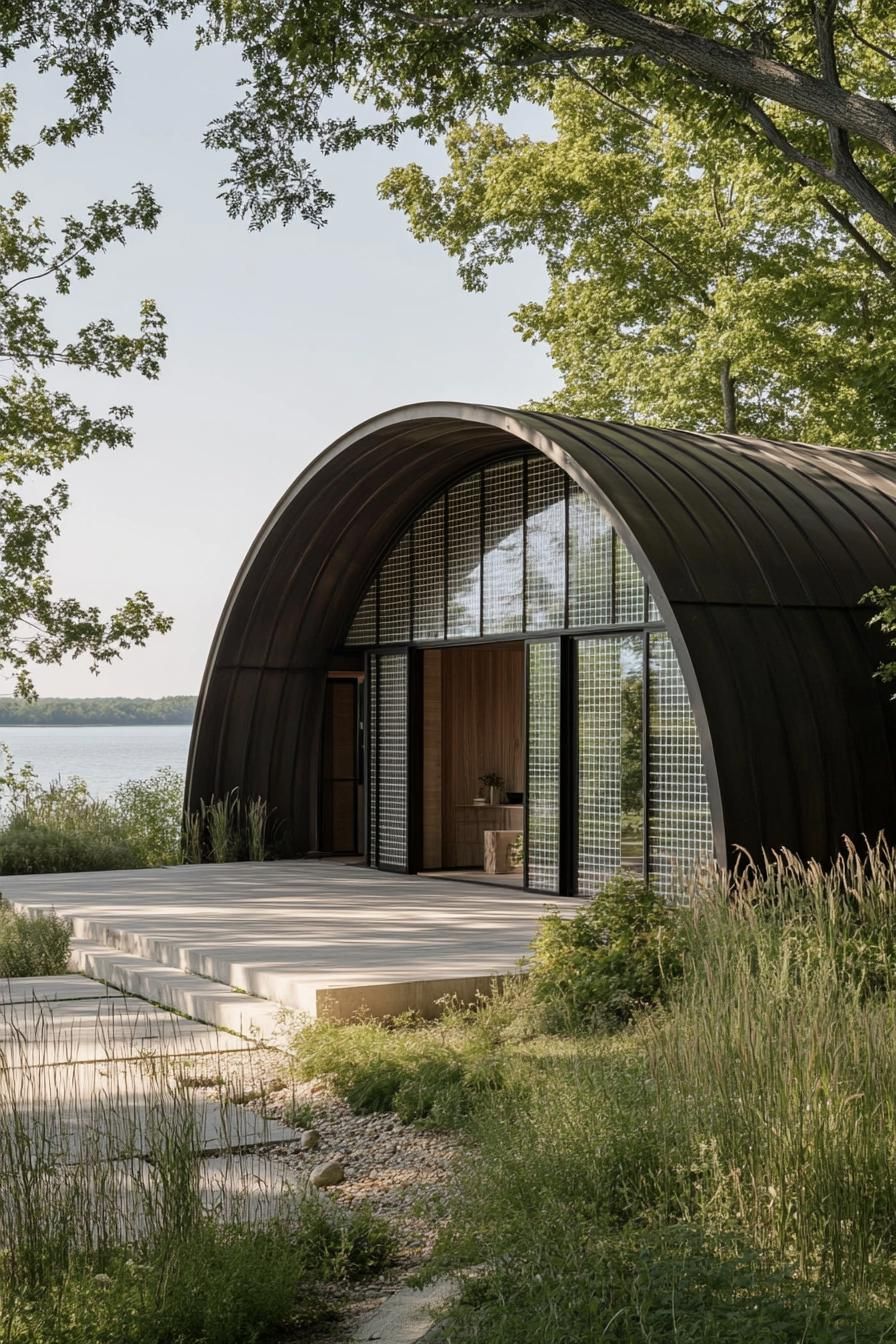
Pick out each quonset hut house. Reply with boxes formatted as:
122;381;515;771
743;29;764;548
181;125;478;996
186;403;896;898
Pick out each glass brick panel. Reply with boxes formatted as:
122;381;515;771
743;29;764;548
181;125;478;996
374;652;408;868
483;460;524;634
413;498;445;641
648;632;713;899
577;637;621;893
525;457;566;631
379;533;410;643
568;485;612;627
447;474;482;639
346;581;377;646
614;534;646;624
576;634;644;894
367;658;377;859
647;589;662;623
620;636;645;873
526;640;561;892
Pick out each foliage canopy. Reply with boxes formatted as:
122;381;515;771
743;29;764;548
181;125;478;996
381;82;896;443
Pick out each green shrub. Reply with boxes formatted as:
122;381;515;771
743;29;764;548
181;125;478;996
528;871;681;1028
291;1011;507;1128
0;819;140;875
0;898;70;975
110;769;183;867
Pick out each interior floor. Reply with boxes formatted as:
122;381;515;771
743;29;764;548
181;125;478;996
424;868;525;890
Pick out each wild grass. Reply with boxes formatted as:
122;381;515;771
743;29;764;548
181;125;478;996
290;980;533;1127
305;839;896;1341
0;764;274;873
0;1018;393;1343
0;899;70;976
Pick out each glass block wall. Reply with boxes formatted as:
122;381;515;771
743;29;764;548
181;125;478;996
649;633;714;898
368;652;408;868
345;456;661;647
577;637;622;890
527;640;562;892
348;453;713;892
577;634;645;894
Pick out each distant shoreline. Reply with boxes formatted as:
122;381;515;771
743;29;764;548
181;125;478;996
0;722;193;728
0;696;196;728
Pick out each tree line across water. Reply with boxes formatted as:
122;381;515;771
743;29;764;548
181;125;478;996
0;697;196;726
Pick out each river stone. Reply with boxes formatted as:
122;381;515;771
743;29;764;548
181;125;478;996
299;1129;320;1151
310;1160;345;1188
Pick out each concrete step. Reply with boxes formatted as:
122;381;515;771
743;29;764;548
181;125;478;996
69;941;299;1045
40;908;319;1016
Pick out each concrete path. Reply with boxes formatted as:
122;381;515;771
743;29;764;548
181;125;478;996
3;860;564;1021
351;1278;458;1343
0;972;305;1228
0;993;250;1067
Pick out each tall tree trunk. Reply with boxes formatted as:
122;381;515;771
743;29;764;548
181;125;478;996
720;359;738;433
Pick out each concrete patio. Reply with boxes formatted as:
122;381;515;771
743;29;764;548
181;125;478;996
2;860;569;1028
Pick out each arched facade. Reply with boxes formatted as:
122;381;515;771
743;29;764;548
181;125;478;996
187;403;896;894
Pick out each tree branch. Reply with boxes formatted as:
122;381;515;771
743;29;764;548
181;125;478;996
557;0;896;156
811;1;855;176
740;95;896;246
842;14;896;68
815;192;896;280
558;60;654;127
4;241;91;295
629;228;714;310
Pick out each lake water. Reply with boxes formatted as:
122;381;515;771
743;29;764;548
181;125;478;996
0;725;193;797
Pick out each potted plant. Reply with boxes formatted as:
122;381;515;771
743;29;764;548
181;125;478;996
479;772;505;806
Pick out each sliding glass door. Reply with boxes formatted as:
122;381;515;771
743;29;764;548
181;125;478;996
366;651;410;871
525;639;562;893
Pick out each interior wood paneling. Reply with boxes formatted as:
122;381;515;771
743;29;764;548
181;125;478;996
441;643;524;867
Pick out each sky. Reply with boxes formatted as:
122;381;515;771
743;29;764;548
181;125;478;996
14;21;555;699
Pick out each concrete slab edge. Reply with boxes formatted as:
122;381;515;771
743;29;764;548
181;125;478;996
68;941;296;1045
350;1277;459;1343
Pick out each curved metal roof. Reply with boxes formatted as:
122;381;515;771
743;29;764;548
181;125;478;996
187;402;896;867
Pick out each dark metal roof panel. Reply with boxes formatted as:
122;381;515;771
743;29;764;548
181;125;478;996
188;403;896;868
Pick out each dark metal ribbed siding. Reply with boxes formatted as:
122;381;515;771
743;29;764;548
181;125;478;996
187;403;896;868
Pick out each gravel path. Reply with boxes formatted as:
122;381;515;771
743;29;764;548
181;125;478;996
174;1047;463;1341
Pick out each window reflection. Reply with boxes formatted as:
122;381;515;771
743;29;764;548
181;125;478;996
620;635;644;872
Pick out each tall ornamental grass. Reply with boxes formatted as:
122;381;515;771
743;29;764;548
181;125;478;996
648;840;896;1283
432;839;896;1342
